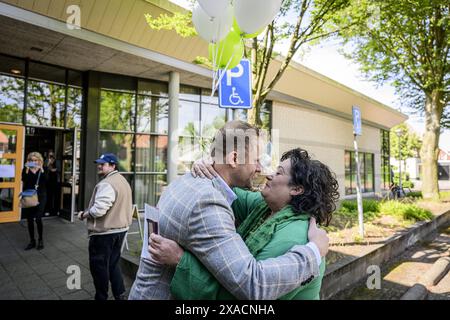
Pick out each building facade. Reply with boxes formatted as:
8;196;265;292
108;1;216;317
0;0;407;223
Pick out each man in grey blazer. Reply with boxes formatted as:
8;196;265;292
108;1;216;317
129;121;328;300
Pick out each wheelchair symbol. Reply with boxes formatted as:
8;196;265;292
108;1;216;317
229;87;243;105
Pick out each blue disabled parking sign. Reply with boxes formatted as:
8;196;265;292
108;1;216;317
352;105;362;136
219;59;252;109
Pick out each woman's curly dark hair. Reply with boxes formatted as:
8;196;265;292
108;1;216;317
281;148;340;226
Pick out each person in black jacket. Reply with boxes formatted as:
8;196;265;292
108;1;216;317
22;152;47;250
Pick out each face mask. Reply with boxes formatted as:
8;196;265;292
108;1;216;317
26;161;38;168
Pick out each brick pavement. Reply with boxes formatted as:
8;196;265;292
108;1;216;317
0;217;133;300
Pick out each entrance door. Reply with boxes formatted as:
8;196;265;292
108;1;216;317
0;124;24;223
59;128;79;222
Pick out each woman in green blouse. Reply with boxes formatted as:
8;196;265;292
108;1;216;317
150;148;339;300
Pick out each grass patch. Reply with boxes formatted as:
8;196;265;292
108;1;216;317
440;191;450;200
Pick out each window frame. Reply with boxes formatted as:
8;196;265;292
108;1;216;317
345;150;375;195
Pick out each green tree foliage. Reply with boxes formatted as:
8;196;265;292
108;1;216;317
144;0;349;127
390;123;422;161
99;91;135;131
330;0;449;200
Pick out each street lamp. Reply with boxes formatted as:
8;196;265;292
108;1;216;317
395;128;404;197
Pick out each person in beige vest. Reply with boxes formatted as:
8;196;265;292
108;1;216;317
78;153;132;300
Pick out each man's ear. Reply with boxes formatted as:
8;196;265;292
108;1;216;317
290;185;304;197
226;151;238;168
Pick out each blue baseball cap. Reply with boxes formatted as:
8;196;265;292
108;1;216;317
94;153;118;164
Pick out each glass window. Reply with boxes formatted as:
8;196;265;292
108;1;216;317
138;80;168;97
135;174;167;207
66;87;82;128
344;151;352;195
136;96;151;133
233;109;248;122
154;98;169;134
345;150;375;195
359;152;365;192
99;133;133;172
0;129;17;154
380;130;391;190
365;153;374;192
260;102;272;130
137;96;169;134
201;88;218;105
0;188;14;212
0;75;24;124
180;85;200;102
26;80;66;127
201;103;226;138
0;159;16;182
178;136;203;174
350;151;357;195
179;100;200;137
100;90;135;131
135;135;167;173
121;174;134;196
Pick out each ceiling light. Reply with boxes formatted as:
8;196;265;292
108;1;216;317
10;69;21;75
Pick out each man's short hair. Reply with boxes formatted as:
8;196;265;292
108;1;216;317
210;120;262;165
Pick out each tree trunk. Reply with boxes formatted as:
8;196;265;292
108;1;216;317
247;99;262;127
420;90;443;200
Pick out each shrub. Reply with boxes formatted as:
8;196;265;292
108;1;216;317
393;172;414;188
406;191;422;199
403;206;433;221
402;180;415;189
340;199;380;213
379;201;433;222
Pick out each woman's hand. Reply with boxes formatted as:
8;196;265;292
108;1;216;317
191;158;218;179
148;233;184;266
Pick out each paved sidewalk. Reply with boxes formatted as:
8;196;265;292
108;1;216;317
0;217;133;300
335;226;450;300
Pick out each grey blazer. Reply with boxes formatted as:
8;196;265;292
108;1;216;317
128;174;319;300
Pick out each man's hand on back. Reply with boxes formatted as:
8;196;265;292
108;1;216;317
308;217;329;257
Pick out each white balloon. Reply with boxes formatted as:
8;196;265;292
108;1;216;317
198;0;231;19
234;0;282;35
192;3;233;43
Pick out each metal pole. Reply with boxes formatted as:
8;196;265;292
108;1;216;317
398;137;402;196
354;134;364;237
168;71;180;184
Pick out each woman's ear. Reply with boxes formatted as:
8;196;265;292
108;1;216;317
290;185;304;197
226;151;238;168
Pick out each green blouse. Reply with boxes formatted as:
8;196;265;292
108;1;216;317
170;188;326;300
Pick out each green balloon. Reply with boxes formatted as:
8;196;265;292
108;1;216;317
209;29;244;70
233;18;263;39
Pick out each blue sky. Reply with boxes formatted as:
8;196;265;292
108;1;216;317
170;0;449;150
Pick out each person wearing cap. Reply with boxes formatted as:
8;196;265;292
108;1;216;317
78;153;133;300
